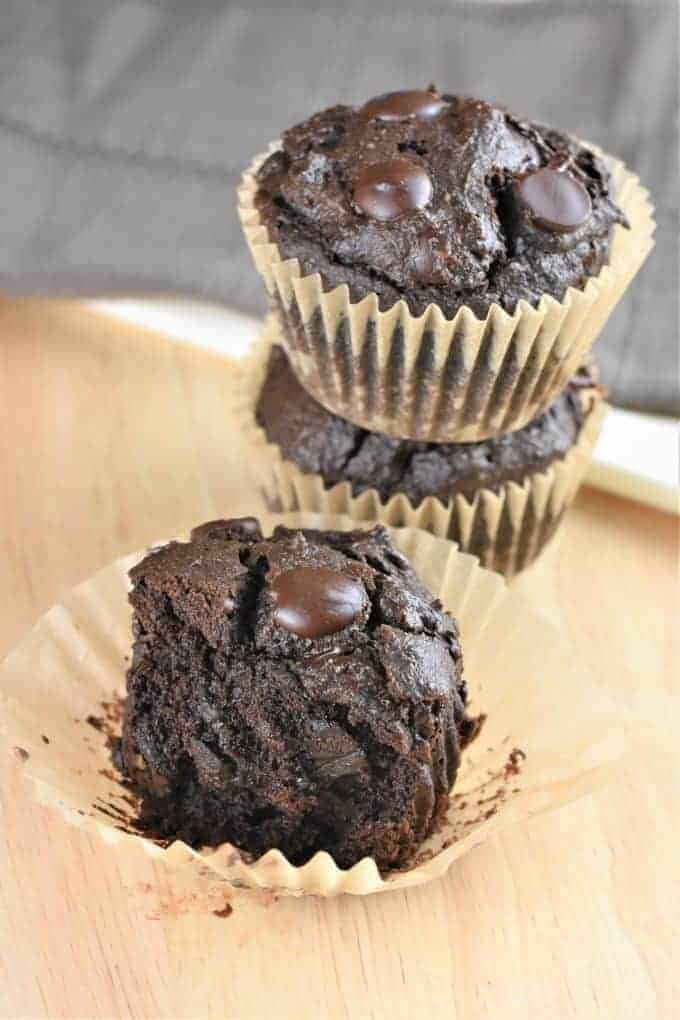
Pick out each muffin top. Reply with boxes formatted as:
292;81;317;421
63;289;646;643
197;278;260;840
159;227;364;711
256;345;602;505
254;89;627;319
129;517;461;665
123;518;471;867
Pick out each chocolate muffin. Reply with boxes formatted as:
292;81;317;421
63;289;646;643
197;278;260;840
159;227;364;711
255;344;602;506
254;88;627;319
120;517;474;870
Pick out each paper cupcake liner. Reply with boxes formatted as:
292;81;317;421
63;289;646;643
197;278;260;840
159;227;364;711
238;141;653;442
1;513;628;902
235;325;607;578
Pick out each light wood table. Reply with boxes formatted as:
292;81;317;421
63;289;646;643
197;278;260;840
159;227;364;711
0;300;677;1020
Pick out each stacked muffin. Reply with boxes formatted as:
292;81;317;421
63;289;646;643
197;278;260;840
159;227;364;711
238;89;653;575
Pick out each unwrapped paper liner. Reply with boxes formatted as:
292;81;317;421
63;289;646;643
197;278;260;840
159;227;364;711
238;142;653;442
0;513;628;900
235;323;608;577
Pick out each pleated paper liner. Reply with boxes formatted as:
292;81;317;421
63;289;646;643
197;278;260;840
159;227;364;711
234;324;608;578
238;142;653;442
0;513;628;901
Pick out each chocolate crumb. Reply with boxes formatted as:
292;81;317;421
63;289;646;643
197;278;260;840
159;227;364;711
213;903;234;919
84;696;125;754
504;748;527;779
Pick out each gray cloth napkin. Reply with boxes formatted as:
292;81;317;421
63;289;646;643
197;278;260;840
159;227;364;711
0;0;677;414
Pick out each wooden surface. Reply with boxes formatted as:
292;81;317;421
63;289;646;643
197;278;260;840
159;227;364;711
0;299;677;1020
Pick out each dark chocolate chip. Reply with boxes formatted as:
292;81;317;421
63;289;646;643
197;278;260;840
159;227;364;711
361;89;448;122
308;722;368;780
514;166;592;233
353;159;433;221
271;566;367;638
413;242;435;280
191;517;262;543
411;224;440;282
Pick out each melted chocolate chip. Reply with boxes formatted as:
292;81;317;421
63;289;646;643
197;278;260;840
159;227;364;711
271;566;366;638
514;166;592;233
191;517;262;543
412;243;434;280
308;722;367;781
361;89;448;122
353;159;433;221
411;224;440;282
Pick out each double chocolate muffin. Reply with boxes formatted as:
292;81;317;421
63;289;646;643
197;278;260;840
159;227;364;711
254;88;627;319
120;517;474;870
256;344;602;507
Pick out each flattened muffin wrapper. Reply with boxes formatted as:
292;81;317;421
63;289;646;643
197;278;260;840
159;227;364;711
236;323;607;578
1;513;628;902
238;142;652;442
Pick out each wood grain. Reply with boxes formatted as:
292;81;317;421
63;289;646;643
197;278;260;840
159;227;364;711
0;300;677;1020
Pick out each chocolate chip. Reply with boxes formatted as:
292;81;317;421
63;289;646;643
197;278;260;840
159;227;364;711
413;242;435;280
308;722;367;781
514;166;592;233
271;566;367;638
191;517;262;543
353;159;433;221
361;89;448;121
411;224;440;282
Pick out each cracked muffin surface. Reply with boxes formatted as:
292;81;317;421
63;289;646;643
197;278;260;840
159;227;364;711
256;345;602;505
254;88;626;319
120;517;473;870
